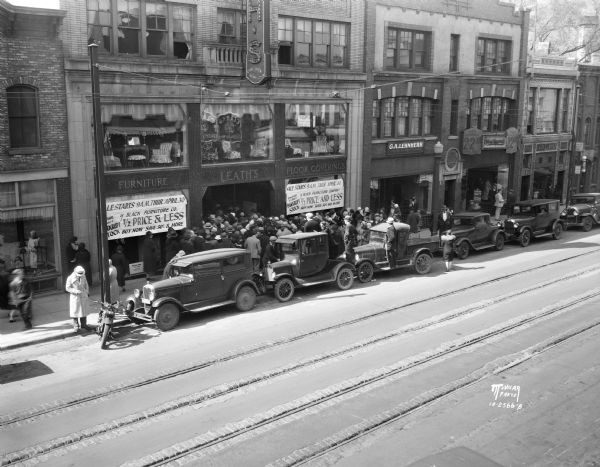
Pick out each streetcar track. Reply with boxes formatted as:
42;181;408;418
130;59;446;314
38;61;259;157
128;289;600;467
4;282;600;466
1;249;599;430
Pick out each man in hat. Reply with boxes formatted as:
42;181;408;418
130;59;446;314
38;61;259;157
343;215;358;264
494;184;505;221
304;212;321;232
384;217;397;267
65;265;90;332
244;228;262;272
8;268;33;330
262;236;281;265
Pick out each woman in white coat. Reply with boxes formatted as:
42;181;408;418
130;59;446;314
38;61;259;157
65;265;91;332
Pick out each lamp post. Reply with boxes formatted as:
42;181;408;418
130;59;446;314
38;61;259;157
89;43;110;304
432;140;444;235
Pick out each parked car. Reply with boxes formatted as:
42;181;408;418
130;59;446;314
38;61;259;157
502;199;565;247
351;222;439;282
126;249;261;331
560;192;600;231
451;212;506;259
262;232;355;302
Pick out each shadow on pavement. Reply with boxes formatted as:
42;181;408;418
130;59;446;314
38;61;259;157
0;360;54;384
96;325;156;351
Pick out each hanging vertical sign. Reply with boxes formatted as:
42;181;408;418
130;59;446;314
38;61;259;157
246;0;271;85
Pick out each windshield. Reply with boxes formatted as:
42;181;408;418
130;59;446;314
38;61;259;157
513;205;533;215
572;197;596;204
368;230;386;244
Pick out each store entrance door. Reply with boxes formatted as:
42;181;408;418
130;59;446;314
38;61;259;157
203;181;273;216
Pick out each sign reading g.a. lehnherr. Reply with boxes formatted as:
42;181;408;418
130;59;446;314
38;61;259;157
386;139;425;155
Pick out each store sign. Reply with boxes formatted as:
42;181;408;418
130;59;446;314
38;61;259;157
286;179;344;215
536;142;558;153
386;139;425;155
285;158;346;177
482;133;506;150
575;142;584;152
463;128;482;155
246;0;271;85
106;193;187;239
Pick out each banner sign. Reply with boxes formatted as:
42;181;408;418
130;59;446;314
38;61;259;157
106;193;187;239
286;179;344;215
246;0;271;85
386;139;425;155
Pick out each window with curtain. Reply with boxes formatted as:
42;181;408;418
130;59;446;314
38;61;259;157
87;0;194;59
372;100;380;138
217;8;246;45
7;85;40;148
561;89;570;133
277;16;348;68
284;103;346;158
467;97;514;132
376;97;437;138
476;38;511;74
536;88;559;133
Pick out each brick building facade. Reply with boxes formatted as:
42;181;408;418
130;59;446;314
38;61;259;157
0;0;72;292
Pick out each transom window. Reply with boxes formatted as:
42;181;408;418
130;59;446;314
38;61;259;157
375;97;437;138
385;27;431;71
217;8;246;45
7;85;40;148
87;0;194;59
467;97;514;132
278;16;348;68
476;38;511;74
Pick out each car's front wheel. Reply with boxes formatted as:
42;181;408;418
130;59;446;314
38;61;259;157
552;222;563;239
582;216;593;232
274;278;294;302
236;285;256;311
357;262;374;283
154;303;180;331
520;229;532;247
414;252;432;275
494;234;505;251
336;267;354;290
456;242;470;260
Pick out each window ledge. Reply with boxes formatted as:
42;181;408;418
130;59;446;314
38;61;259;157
7;147;43;156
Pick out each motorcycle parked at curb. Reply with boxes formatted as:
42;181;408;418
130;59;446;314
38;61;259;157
95;301;127;349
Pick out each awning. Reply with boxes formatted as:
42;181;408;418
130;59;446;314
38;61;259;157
101;103;186;124
105;115;181;136
0;206;54;222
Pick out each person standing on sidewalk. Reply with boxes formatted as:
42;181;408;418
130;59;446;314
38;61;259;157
65;265;91;332
108;259;119;304
8;268;33;330
110;245;129;292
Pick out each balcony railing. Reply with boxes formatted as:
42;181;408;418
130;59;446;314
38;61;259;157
204;43;246;66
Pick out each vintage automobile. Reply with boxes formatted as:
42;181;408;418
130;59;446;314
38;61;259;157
351;222;439;282
262;231;355;302
126;248;261;331
502;199;565;247
451;212;506;260
560;192;600;231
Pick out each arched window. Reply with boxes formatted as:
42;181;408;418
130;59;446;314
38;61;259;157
7;85;40;148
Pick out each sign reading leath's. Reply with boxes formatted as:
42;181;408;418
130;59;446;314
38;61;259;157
386;139;425;155
106;192;187;239
246;0;271;85
286;179;344;215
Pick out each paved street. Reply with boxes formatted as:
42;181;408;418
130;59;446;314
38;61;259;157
2;228;600;466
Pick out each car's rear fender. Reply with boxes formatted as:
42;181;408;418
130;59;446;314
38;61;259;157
230;279;260;300
332;261;356;276
410;247;434;262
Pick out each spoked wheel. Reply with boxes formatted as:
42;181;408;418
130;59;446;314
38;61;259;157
100;323;111;349
235;285;257;311
357;262;374;283
336;267;354;290
520;229;532;247
582;217;593;232
456;242;470;260
552;222;563;239
494;234;505;251
274;278;294;302
414;252;432;275
154;303;180;331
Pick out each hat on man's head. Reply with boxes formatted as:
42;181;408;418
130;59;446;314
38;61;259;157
269;236;277;242
74;265;85;275
215;235;222;241
305;212;313;219
386;217;394;224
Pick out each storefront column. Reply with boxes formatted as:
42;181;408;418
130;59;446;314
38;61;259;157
432;142;444;234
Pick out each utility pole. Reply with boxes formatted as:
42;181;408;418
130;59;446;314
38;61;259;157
89;43;111;304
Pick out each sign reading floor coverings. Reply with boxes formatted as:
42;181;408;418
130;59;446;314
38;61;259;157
286;179;344;215
106;192;187;239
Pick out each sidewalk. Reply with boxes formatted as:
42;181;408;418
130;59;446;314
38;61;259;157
0;277;148;351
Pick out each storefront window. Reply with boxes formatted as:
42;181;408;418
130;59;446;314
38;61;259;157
536;88;559;134
200;104;273;164
0;181;58;290
104;113;187;170
285;103;346;158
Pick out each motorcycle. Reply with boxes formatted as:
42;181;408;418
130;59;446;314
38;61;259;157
96;301;124;349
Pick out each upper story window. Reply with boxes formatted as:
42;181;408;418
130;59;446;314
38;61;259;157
385;27;431;71
7;85;40;149
449;34;460;72
217;8;246;45
536;88;559;134
585;117;592;145
278;17;348;68
561;89;570;133
87;0;193;59
476;38;511;74
467;97;515;132
375;97;437;138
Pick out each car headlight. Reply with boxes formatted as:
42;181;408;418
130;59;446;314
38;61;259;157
561;208;567;216
571;207;579;215
355;253;360;262
513;222;519;228
133;288;141;299
290;258;297;266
